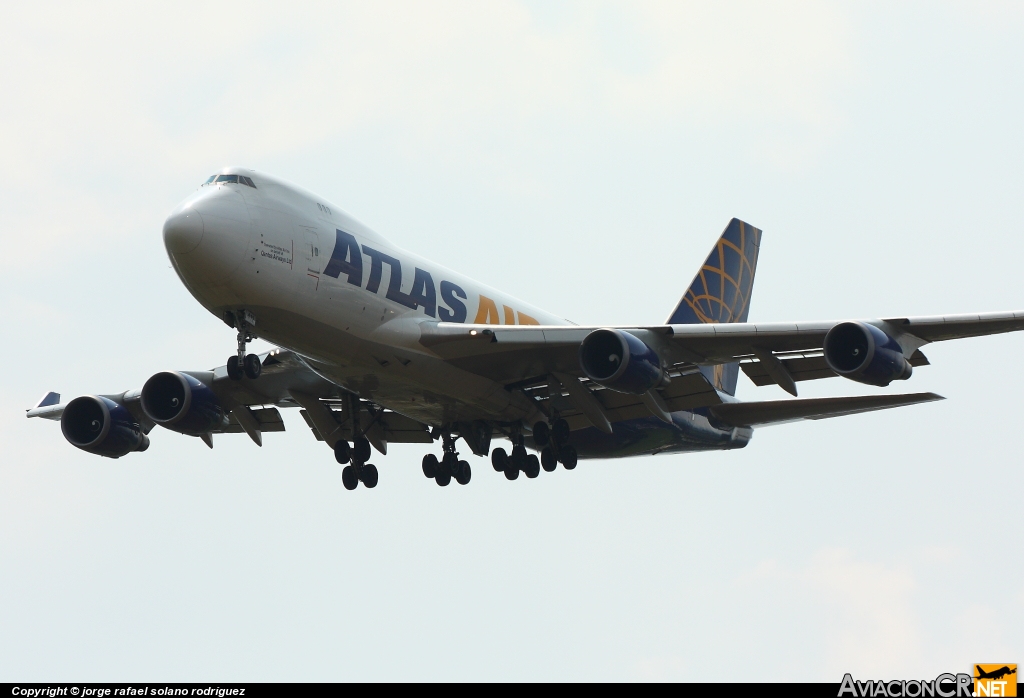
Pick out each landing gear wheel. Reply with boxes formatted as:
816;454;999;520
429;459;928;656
541;447;557;472
243;353;262;379
525;454;541;479
560;445;578;470
334;441;351;464
552;418;570;445
455;461;471;485
342;465;359;490
442;452;459;476
435;471;452;487
533;421;550;446
503;462;519;480
353;437;372;463
491;448;508;472
226;355;244;381
422;453;439;478
360;463;378;488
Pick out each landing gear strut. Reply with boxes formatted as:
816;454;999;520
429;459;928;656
534;417;578;471
225;310;262;381
340;436;376;490
491;426;540;480
421;432;471;487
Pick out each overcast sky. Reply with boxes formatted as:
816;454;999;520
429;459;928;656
1;1;1022;682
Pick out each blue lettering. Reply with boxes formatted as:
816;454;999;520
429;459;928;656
439;281;467;323
362;246;416;309
322;229;363;286
410;268;437;318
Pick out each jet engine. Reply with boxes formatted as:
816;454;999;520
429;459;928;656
823;321;913;387
578;328;664;394
141;371;225;435
60;395;149;458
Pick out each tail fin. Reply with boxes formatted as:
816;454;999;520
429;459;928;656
666;218;762;395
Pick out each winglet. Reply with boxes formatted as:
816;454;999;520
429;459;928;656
34;392;60;409
26;392;65;420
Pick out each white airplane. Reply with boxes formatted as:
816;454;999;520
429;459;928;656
26;167;1024;490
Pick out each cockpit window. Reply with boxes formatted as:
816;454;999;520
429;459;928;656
203;173;256;187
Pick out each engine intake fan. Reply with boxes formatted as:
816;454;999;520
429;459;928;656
823;321;913;387
141;371;225;435
579;328;664;394
61;395;149;458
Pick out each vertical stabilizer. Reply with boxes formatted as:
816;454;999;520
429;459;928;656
666;218;762;395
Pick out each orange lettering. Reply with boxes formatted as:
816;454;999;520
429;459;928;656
474;295;501;324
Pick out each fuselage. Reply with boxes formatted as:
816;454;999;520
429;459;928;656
163;168;749;457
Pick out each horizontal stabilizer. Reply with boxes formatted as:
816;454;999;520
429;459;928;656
709;392;943;428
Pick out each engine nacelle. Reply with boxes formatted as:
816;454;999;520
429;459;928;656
578;328;664;394
61;395;149;458
141;371;224;435
823;321;913;387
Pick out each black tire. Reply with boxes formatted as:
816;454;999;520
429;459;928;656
552;418;570;445
533;421;550;446
422;453;438;478
541;447;557;472
243;353;262;379
455;461;471;485
525;454;540;478
353;437;371;463
503;463;519;480
226;355;243;381
491;448;508;472
561;445;578;470
511;446;527;470
361;463;378;488
442;452;459;475
342;465;359;490
435;471;452;487
334;440;351;464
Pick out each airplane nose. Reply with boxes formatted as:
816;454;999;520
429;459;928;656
163;206;205;254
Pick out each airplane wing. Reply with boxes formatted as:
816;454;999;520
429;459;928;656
26;348;431;453
419;310;1024;389
414;311;1023;432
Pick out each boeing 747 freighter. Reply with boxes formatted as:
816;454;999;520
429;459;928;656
27;168;1024;490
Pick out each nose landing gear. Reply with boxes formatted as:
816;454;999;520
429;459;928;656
224;310;262;381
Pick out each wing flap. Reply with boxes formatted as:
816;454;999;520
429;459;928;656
299;406;432;444
709;392;944;428
220;407;286;434
740;350;930;387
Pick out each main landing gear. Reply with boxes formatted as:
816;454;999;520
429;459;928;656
421;433;471;487
335;436;377;490
490;427;542;480
489;418;577;481
224;310;262;381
